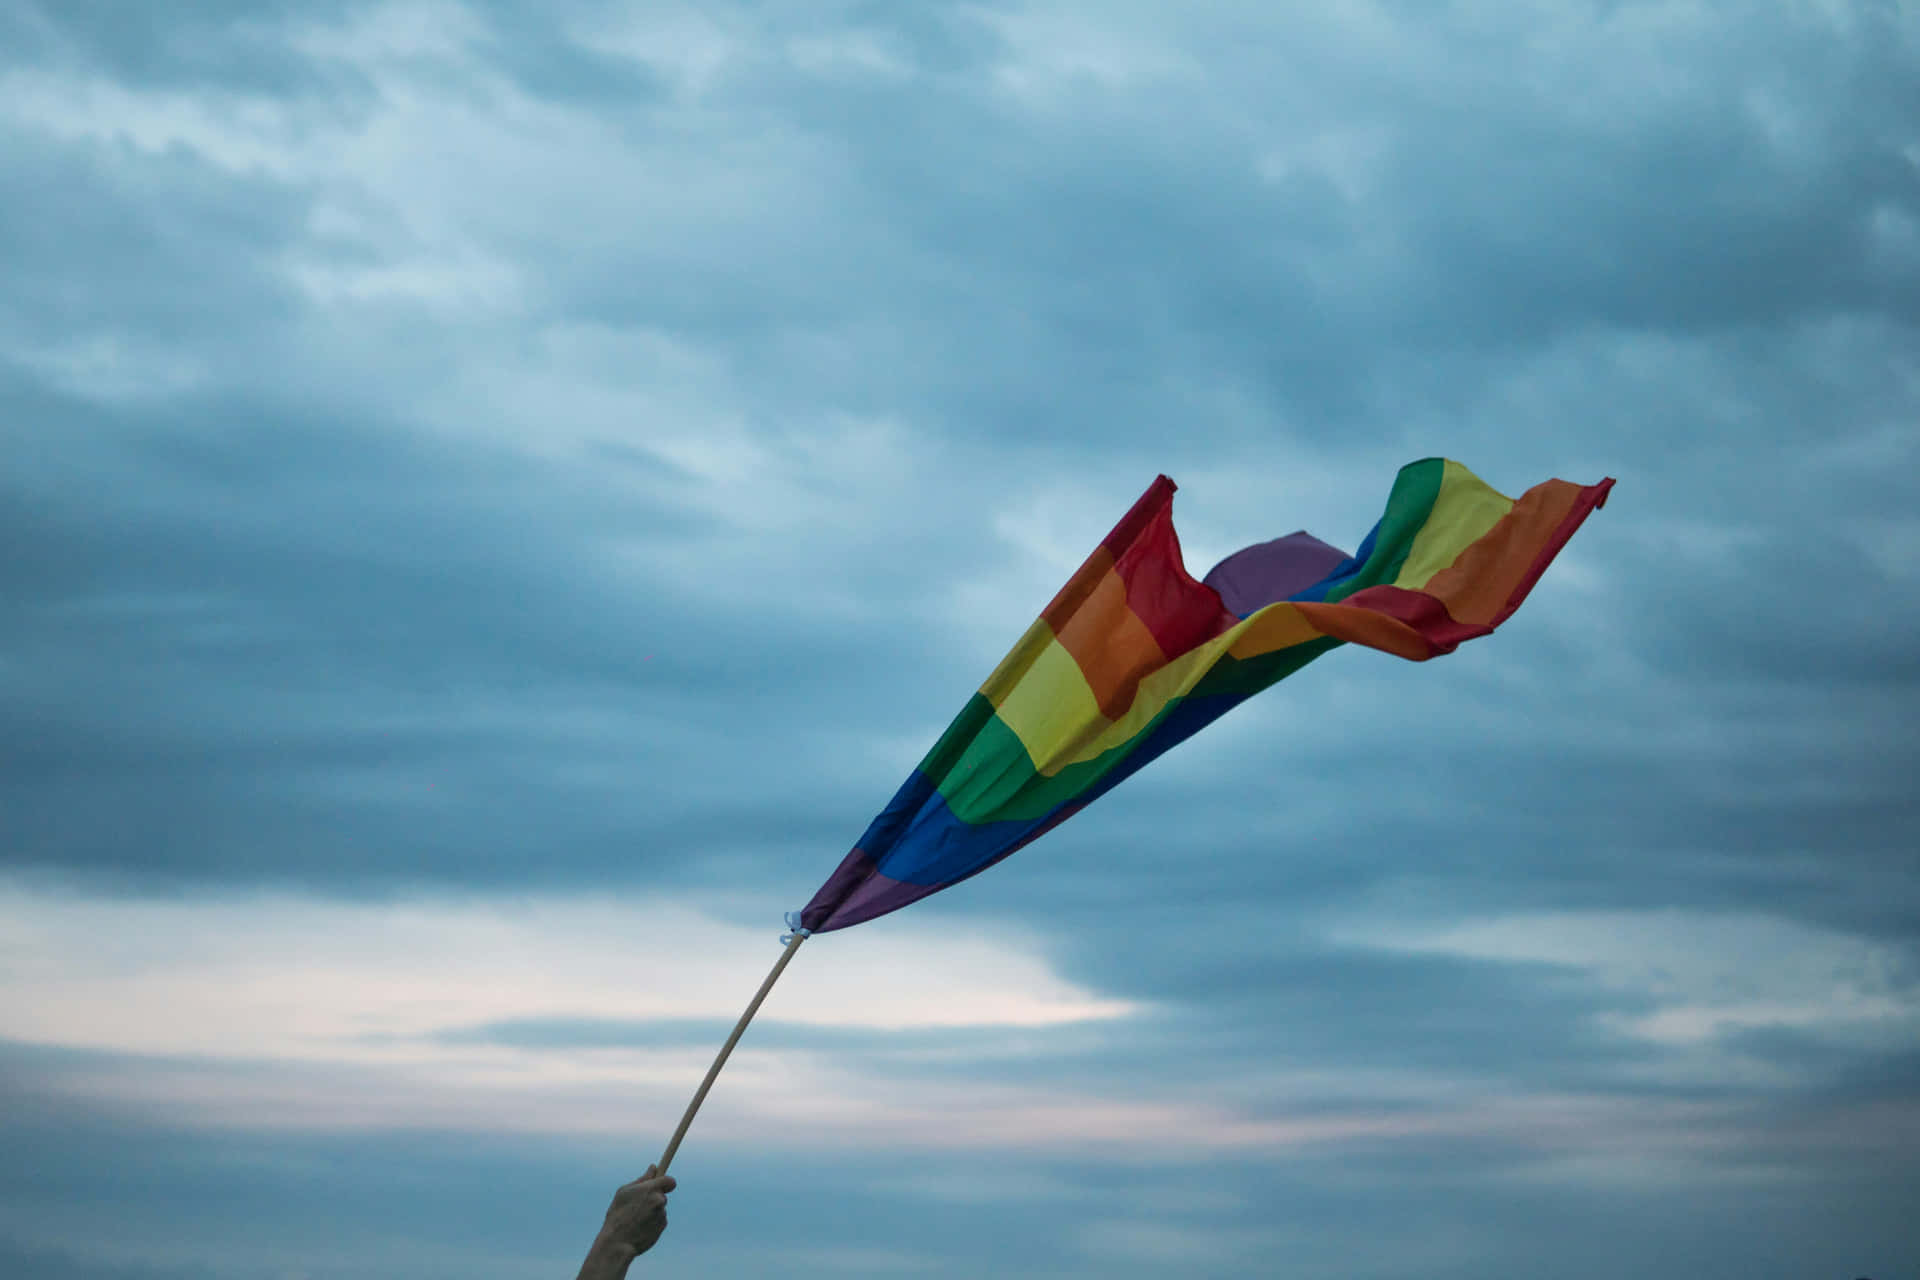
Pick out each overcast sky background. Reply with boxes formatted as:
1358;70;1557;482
2;1;1917;1277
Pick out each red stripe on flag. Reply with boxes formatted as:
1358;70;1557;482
1114;499;1239;659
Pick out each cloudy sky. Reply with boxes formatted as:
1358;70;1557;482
2;1;1917;1277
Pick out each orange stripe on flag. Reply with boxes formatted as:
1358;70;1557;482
1053;567;1168;720
1423;479;1585;626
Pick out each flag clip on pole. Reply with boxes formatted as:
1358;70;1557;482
656;922;809;1175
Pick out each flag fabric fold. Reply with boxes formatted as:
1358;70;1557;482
799;458;1613;934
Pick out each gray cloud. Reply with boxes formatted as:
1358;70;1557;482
2;0;1917;1276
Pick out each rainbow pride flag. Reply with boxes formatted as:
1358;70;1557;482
798;459;1613;933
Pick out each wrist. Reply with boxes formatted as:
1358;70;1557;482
579;1233;637;1280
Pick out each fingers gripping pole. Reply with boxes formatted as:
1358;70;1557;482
656;929;807;1175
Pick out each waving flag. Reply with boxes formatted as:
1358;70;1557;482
663;457;1613;1174
799;458;1613;933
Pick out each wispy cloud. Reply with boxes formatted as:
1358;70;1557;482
3;0;1917;1275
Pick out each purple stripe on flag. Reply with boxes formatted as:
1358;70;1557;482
1202;532;1352;617
798;854;933;933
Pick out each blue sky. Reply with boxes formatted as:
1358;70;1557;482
2;1;1917;1277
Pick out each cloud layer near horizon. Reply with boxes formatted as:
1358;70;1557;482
2;1;1916;1277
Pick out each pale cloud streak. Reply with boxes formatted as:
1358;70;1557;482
0;877;1157;1149
0;878;1137;1057
1330;907;1920;1064
7;881;1834;1166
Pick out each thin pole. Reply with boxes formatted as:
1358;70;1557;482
656;930;806;1174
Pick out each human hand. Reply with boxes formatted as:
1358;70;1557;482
578;1166;676;1278
598;1166;676;1257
